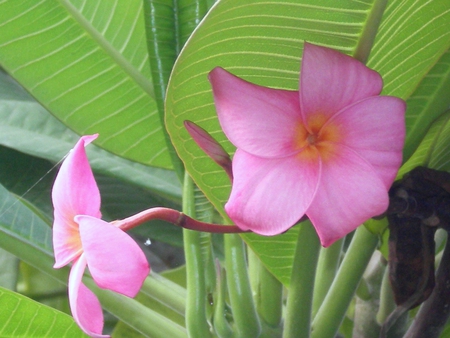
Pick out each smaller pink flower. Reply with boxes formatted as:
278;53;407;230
209;42;406;247
52;135;149;338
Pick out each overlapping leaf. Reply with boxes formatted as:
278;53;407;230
165;0;450;285
0;70;181;203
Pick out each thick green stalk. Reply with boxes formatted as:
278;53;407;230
248;249;283;328
182;172;212;337
213;264;233;338
311;226;379;338
176;0;209;45
312;238;344;318
142;0;209;181
283;221;321;338
141;273;187;315
143;0;184;179
224;234;261;337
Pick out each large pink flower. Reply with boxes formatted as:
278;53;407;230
52;135;150;337
209;42;406;247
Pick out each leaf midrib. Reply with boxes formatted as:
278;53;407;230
59;0;155;99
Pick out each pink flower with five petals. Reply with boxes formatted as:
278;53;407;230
209;42;406;247
52;135;150;337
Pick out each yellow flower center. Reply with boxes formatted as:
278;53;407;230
294;114;341;162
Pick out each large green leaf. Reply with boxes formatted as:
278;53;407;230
0;286;87;337
0;0;171;168
165;0;450;285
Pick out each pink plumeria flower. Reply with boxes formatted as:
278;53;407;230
52;135;150;338
209;42;406;247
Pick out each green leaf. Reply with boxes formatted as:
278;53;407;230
367;0;450;100
398;111;450;176
0;286;88;337
165;0;450;285
0;0;171;168
243;227;300;287
401;49;450;161
424;111;450;171
0;146;55;221
0;70;181;203
0;182;53;258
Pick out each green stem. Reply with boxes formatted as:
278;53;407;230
283;221;321;338
311;226;379;338
248;249;283;328
182;172;212;337
224;234;261;337
140;272;187;316
312;238;344;318
213;263;234;338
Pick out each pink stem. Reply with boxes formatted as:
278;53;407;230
113;207;248;233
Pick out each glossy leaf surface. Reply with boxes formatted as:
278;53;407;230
0;0;170;168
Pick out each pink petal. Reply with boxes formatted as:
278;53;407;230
306;146;389;247
53;134;101;268
209;67;302;158
225;149;320;235
69;255;109;338
324;96;406;188
300;42;383;125
75;215;150;297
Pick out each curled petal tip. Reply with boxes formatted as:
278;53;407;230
79;134;99;146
